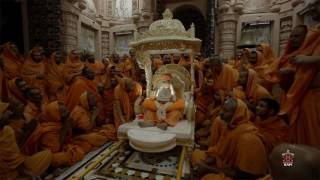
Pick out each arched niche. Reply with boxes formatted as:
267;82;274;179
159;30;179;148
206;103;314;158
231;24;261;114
173;5;206;49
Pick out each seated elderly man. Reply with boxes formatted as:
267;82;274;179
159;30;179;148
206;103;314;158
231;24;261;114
139;74;185;130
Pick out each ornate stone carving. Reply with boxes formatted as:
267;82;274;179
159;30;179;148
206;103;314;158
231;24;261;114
141;0;153;19
270;0;281;12
291;0;303;7
279;16;292;53
243;0;271;13
218;17;237;58
101;31;110;57
129;9;201;97
205;0;216;56
233;0;244;13
216;0;239;59
61;11;79;52
218;0;231;12
134;9;197;41
107;0;113;17
78;0;87;10
132;0;140;20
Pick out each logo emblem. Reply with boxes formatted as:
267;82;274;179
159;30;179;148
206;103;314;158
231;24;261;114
282;149;294;167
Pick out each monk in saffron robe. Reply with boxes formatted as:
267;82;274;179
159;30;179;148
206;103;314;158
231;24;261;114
0;42;24;80
266;144;320;180
195;79;214;126
7;98;28;143
8;77;29;105
192;98;268;180
62;50;84;86
281;9;320;149
254;98;288;154
228;48;251;70
85;53;107;84
21;100;91;167
21;46;48;103
69;92;113;152
109;53;122;68
46;51;66;102
97;77;117;126
196;90;225;148
264;25;308;88
172;54;181;64
140;74;185;130
65;66;101;111
114;78;142;129
162;54;173;65
122;54;135;78
204;55;239;92
234;68;271;111
23;88;45;123
257;43;276;65
0;101;52;179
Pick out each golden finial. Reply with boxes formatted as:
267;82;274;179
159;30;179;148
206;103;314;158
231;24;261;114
162;9;173;20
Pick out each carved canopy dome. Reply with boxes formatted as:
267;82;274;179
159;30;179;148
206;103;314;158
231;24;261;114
149;9;186;36
130;9;201;50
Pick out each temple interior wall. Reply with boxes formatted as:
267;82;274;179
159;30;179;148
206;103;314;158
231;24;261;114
9;0;317;58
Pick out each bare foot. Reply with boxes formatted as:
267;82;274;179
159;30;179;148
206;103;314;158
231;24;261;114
157;123;168;130
138;121;154;128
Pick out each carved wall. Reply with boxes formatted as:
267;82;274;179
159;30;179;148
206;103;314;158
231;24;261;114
79;24;97;52
279;16;292;54
28;0;62;54
101;31;110;57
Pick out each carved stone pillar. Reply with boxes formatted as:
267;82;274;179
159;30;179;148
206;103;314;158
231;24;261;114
132;0;140;20
279;16;293;54
106;0;114;17
270;0;281;13
101;31;110;57
205;0;215;56
141;0;152;19
61;2;80;53
216;0;242;58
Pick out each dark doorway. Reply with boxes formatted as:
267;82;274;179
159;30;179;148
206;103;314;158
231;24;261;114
0;0;24;53
173;5;206;51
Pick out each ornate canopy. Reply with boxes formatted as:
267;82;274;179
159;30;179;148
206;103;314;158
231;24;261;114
129;9;202;97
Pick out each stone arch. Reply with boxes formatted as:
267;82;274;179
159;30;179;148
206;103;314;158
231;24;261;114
173;5;206;49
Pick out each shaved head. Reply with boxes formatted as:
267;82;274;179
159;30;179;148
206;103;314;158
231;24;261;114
269;144;320;180
124;78;134;92
220;98;237;123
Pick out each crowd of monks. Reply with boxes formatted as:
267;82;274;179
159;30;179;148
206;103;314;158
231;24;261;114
192;2;320;179
0;1;320;179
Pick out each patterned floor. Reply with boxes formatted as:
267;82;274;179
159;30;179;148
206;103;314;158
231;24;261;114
54;141;191;180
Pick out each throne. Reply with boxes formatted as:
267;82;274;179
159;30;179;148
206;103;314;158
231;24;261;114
56;9;201;180
117;9;201;153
